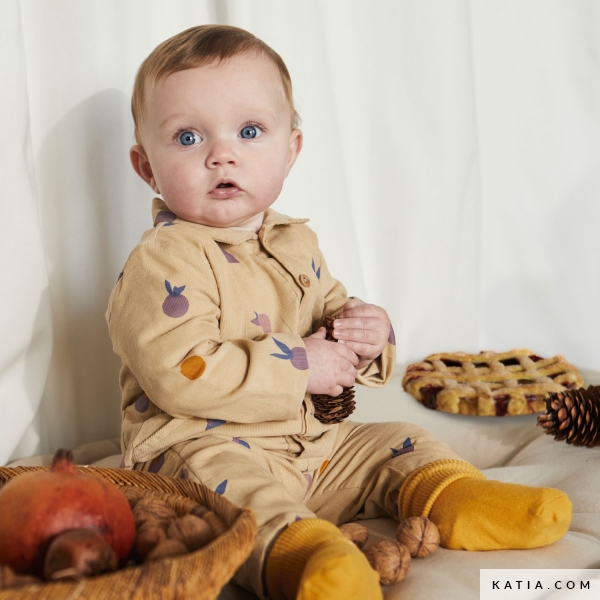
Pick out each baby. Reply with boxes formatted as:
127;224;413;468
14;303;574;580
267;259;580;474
107;25;572;600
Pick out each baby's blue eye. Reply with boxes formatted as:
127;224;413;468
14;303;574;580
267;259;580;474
177;131;200;146
240;125;260;139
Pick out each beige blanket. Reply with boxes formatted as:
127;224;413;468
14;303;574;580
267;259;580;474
9;369;600;600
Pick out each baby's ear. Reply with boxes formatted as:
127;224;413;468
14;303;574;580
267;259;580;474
285;128;303;176
130;145;160;193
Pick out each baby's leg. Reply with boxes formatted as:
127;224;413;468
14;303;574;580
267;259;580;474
307;421;571;551
136;436;379;600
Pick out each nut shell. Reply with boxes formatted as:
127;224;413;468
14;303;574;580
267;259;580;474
395;516;440;558
133;495;177;530
364;540;410;585
145;539;188;563
135;524;167;562
190;504;226;537
339;523;369;549
167;515;214;551
122;487;146;510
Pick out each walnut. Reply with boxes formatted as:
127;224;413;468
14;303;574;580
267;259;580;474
339;523;369;549
0;564;41;589
145;539;188;563
363;540;410;585
395;516;440;558
167;515;214;551
122;487;146;509
135;524;167;562
133;495;177;530
190;504;226;537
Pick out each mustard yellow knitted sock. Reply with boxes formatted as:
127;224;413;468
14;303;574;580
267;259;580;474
265;518;382;600
398;459;572;551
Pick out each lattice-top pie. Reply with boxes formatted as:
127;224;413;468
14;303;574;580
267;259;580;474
402;349;584;416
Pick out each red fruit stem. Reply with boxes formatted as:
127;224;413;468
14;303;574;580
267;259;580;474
50;449;78;474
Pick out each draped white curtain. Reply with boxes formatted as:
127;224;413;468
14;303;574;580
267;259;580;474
2;0;599;465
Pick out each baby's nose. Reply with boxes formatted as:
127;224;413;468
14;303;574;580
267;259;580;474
206;139;237;167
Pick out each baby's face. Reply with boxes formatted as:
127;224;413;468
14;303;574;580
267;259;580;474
132;52;302;231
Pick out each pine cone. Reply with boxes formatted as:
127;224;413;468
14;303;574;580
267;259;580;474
537;385;600;447
311;315;356;424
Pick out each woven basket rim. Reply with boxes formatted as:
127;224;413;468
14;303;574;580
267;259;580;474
0;467;258;600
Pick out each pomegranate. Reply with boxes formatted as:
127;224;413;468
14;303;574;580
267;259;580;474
0;449;135;576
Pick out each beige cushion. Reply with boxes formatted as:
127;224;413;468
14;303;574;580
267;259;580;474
7;367;600;600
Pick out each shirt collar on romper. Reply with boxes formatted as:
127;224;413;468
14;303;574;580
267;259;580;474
150;197;309;245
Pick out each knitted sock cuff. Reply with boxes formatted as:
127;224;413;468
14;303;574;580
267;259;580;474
265;518;345;600
398;459;485;519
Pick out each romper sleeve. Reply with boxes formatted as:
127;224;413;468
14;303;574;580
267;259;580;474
313;242;396;388
107;231;309;422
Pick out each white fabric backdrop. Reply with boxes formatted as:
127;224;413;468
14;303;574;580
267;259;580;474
2;0;600;465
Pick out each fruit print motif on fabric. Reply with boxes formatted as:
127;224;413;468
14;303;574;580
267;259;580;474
270;338;308;370
390;437;414;457
148;453;165;473
206;419;226;430
251;312;272;334
216;243;239;263
388;324;396;346
154;210;177;226
318;460;330;477
134;394;150;413
180;356;206;380
311;259;321;280
303;472;313;499
215;480;228;494
162;280;189;318
233;437;250;449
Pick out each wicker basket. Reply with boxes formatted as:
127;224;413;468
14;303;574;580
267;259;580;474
0;467;258;599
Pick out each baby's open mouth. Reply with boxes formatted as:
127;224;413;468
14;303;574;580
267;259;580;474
211;180;241;197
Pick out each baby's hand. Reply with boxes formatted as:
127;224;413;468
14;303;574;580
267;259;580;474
332;299;391;369
303;327;359;396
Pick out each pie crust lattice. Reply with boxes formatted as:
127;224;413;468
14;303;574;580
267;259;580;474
402;349;584;416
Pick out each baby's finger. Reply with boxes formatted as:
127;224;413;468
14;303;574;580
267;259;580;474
338;310;385;327
342;297;364;313
333;341;359;366
340;301;388;320
337;306;368;322
334;317;385;335
342;340;377;359
307;327;327;339
329;384;344;397
338;365;357;388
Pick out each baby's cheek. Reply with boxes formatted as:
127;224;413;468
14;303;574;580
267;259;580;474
162;167;201;207
259;167;286;201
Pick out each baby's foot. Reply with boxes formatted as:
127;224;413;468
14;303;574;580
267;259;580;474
265;518;381;600
297;537;381;600
429;478;572;550
398;460;572;551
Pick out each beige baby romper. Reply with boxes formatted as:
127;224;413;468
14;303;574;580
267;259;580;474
107;199;460;597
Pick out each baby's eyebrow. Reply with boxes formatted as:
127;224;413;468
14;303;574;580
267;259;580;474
160;113;186;130
243;108;277;123
158;108;279;131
